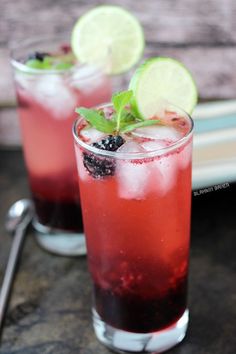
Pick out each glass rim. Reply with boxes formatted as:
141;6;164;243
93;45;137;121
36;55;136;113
9;34;109;77
72;103;194;160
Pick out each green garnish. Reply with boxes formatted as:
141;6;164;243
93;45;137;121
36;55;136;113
25;59;44;69
75;108;116;133
112;90;133;132
25;54;75;71
76;90;161;135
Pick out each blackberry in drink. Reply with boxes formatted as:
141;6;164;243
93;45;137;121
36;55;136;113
73;74;195;351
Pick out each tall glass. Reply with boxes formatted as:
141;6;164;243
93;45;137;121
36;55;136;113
11;36;112;256
73;105;193;353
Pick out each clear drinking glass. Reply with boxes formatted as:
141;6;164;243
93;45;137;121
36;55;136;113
73;103;193;353
11;35;112;256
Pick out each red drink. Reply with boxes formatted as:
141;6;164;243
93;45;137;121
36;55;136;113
16;68;111;231
73;105;193;352
11;36;112;255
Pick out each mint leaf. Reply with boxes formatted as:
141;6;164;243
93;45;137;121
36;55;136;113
112;90;133;114
120;111;136;123
120;119;161;133
26;54;75;71
110;111;135;124
119;111;136;130
76;107;116;133
25;59;44;69
112;90;133;131
76;90;163;135
131;107;145;121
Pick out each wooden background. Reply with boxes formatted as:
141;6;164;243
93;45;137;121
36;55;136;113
1;0;236;145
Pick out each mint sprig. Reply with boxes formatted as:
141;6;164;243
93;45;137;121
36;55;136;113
112;90;133;132
25;54;75;71
76;90;161;135
75;108;116;133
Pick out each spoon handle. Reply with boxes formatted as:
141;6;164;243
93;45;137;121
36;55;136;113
0;214;31;330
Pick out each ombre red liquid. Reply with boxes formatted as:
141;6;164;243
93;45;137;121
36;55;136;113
74;111;193;333
14;67;112;232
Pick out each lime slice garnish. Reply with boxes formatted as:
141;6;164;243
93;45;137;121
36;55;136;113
129;57;198;117
71;5;145;74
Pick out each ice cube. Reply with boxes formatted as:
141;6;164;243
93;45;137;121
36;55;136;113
133;125;182;143
34;75;77;118
152;153;177;194
70;65;104;93
15;72;35;92
72;64;98;79
117;141;146;154
141;140;166;152
117;160;150;200
117;142;150;199
80;126;106;143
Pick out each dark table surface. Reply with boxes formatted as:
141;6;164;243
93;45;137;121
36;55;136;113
0;149;235;354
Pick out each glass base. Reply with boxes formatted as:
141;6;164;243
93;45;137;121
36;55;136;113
33;219;87;256
92;308;189;353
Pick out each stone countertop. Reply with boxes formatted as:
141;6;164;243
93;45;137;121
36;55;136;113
0;150;235;354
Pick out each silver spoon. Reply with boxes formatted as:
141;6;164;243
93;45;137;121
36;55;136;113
0;199;33;331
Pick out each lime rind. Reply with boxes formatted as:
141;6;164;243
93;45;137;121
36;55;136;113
71;5;145;74
129;57;198;117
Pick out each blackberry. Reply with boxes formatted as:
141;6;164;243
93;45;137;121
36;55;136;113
27;52;49;62
83;135;125;179
93;135;124;151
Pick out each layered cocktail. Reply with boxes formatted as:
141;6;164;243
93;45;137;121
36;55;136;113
73;56;196;351
11;36;112;255
11;5;145;256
